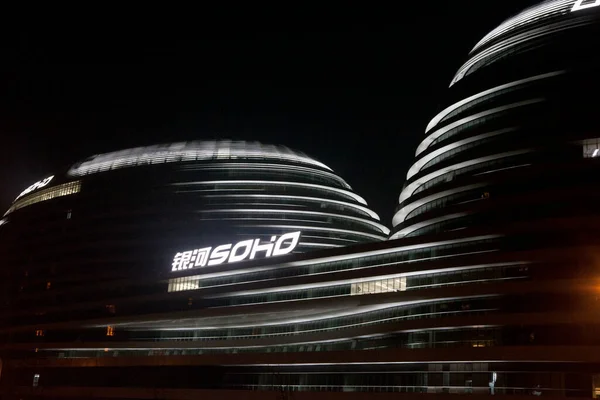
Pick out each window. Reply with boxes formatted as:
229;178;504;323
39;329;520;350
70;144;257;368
106;305;116;314
106;326;115;337
46;282;51;290
168;276;201;292
583;138;600;158
351;277;407;295
35;329;44;337
66;209;72;219
4;180;81;216
32;374;40;387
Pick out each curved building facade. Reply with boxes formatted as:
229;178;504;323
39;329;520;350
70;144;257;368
4;2;600;399
3;141;387;264
392;0;600;239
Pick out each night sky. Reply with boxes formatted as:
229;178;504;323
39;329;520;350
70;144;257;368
0;2;536;225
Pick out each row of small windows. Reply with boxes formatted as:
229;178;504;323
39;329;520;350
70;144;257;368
145;298;498;342
405;190;486;222
167;265;521;316
4;181;81;216
169;276;407;300
198;211;384;234
168;239;499;292
70;145;331;177
420;136;499;174
351;277;407;295
430;114;504;149
437;86;525;127
179;168;349;190
179;197;374;220
22;359;592;397
406;216;474;238
411;155;527;198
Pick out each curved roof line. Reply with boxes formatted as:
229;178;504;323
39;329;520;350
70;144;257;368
68;140;333;177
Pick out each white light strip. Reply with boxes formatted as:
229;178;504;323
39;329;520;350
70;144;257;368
425;71;564;133
393;183;489;226
199;209;389;235
416;99;545;156
171;249;502;295
179;162;352;190
408;128;518;180
471;0;574;54
453;16;589;86
4;181;82;216
239;224;384;242
199;194;381;220
192;263;525;299
391;212;469;239
172;180;368;206
399;149;534;204
68;141;333;176
165;234;503;281
593;149;599;158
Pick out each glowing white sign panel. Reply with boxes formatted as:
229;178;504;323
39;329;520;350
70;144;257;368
172;231;301;271
15;176;54;201
572;0;600;11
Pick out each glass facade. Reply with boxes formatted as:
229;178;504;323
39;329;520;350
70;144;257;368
3;180;81;216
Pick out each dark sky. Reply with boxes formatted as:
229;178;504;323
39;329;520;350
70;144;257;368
0;2;536;225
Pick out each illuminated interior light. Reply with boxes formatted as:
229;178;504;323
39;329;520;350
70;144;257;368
4;181;81;216
593;149;599;157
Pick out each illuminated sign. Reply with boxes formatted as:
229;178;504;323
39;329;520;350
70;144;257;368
15;176;54;201
172;231;301;271
572;0;600;12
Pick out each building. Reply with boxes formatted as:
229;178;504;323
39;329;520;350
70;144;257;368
3;1;600;398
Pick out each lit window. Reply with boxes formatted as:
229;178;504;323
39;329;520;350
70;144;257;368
351;277;407;296
4;180;82;216
35;329;44;337
46;282;51;290
106;326;115;337
168;276;201;292
66;209;72;219
583;138;600;158
32;374;40;387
